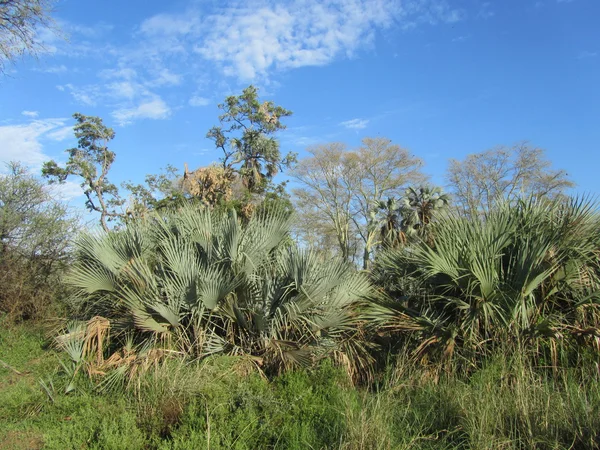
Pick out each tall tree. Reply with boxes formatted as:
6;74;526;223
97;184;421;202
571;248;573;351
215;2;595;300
293;138;424;268
447;142;574;217
348;138;424;269
206;85;295;194
0;0;58;74
42;113;123;231
293;143;357;262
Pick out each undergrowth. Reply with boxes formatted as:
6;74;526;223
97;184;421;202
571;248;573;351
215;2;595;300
1;320;599;449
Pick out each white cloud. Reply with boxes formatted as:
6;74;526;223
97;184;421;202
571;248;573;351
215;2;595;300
47;181;84;201
139;13;200;36
46;125;74;142
49;0;466;114
22;110;39;118
0;119;67;169
65;21;115;39
189;0;465;80
149;68;182;87
112;97;171;125
477;2;495;19
61;83;99;106
189;95;211;107
106;80;142;100
340;118;369;130
100;68;138;80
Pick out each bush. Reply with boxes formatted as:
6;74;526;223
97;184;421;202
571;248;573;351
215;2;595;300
374;197;600;369
62;204;374;380
0;162;76;321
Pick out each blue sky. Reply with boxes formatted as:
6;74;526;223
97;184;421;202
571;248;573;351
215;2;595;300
0;0;598;204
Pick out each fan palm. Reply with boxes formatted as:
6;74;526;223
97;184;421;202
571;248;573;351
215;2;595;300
376;196;600;367
402;186;450;242
65;205;374;377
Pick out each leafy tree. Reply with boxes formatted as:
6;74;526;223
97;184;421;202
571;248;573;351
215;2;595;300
122;164;185;218
0;0;58;74
43;113;123;231
348;138;424;269
206;85;295;193
0;161;75;319
447;142;573;217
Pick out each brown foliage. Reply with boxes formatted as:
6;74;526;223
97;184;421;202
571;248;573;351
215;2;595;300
182;164;234;207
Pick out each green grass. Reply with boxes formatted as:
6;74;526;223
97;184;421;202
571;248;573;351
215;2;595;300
1;319;599;449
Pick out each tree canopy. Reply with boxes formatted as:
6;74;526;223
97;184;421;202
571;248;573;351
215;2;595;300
447;142;574;217
0;0;58;74
42;113;123;231
206;85;295;194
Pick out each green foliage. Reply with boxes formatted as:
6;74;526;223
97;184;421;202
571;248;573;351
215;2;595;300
42;113;123;231
0;162;75;320
63;204;374;379
4;322;600;449
207;85;295;193
122;164;186;218
374;196;600;368
376;185;449;250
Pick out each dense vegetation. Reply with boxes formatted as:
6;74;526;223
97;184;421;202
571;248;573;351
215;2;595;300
1;86;599;449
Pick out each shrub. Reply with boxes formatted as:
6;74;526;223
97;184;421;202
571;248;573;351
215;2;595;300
0;162;76;321
60;204;375;385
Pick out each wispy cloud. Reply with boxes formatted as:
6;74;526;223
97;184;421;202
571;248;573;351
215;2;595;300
477;2;495;19
139;13;200;36
62;68;174;125
112;97;171;125
340;118;369;130
60;83;99;106
194;0;465;80
44;0;466;118
148;68;183;87
35;64;68;74
46;125;74;141
22;110;39;118
189;95;211;107
0;119;67;168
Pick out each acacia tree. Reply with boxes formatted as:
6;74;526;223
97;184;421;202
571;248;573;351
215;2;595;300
43;113;123;231
206;85;295;194
447;142;573;217
293;143;357;262
293;138;424;268
348;138;424;269
0;0;58;74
